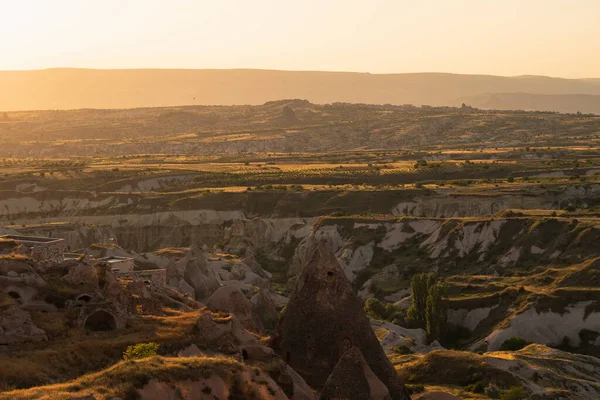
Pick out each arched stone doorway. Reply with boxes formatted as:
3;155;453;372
84;310;117;332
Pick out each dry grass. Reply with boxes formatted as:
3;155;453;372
397;349;520;389
0;310;206;390
1;355;244;400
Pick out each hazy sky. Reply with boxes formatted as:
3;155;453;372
1;0;599;78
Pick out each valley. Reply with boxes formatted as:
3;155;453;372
2;101;600;399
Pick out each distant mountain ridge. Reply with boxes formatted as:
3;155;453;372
463;93;600;114
1;68;600;112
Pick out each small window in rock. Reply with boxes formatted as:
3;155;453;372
77;294;92;302
8;291;20;300
327;271;334;277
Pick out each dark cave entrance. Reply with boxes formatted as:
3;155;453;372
84;310;117;332
8;291;21;300
76;294;92;302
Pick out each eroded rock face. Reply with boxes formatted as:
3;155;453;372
207;285;263;333
483;300;600;351
270;238;410;400
137;364;289;400
166;245;220;301
63;262;99;287
251;290;280;331
195;311;258;346
320;347;392;400
288;229;343;278
0;305;47;345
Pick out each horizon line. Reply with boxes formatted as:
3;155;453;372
0;67;598;81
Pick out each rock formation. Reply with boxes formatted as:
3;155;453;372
270;238;411;400
251;289;280;331
320;347;392;400
165;244;220;301
63;262;99;286
207;285;263;333
0;304;47;345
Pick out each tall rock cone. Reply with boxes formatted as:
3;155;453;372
320;347;392;400
270;239;411;400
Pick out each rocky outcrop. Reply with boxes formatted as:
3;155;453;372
0;305;47;345
485;344;600;398
270;239;410;400
63;262;99;287
288;228;343;277
251;289;280;331
483;301;600;351
164;245;220;301
4;355;293;400
371;319;441;355
195;311;258;346
206;285;263;333
320;347;392;400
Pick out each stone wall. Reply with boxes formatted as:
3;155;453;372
118;269;167;288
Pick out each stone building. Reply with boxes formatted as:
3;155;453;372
100;256;135;274
0;234;65;263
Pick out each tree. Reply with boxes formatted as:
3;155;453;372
406;273;448;341
406;273;430;324
426;282;448;341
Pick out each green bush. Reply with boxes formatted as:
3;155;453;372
500;386;528;400
364;298;403;324
465;381;485;394
393;345;413;355
123;342;160;360
500;336;531;351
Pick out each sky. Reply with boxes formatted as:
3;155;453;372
1;0;599;78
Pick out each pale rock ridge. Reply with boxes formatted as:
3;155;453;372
484;301;600;351
448;305;497;332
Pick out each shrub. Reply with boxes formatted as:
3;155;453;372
485;383;501;399
465;381;485;394
364;298;403;324
406;384;425;394
500;386;528;400
393;345;413;355
123;342;160;360
500;337;531;351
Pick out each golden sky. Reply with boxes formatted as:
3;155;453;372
1;0;599;78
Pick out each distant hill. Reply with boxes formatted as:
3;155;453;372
462;93;600;114
1;68;600;111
